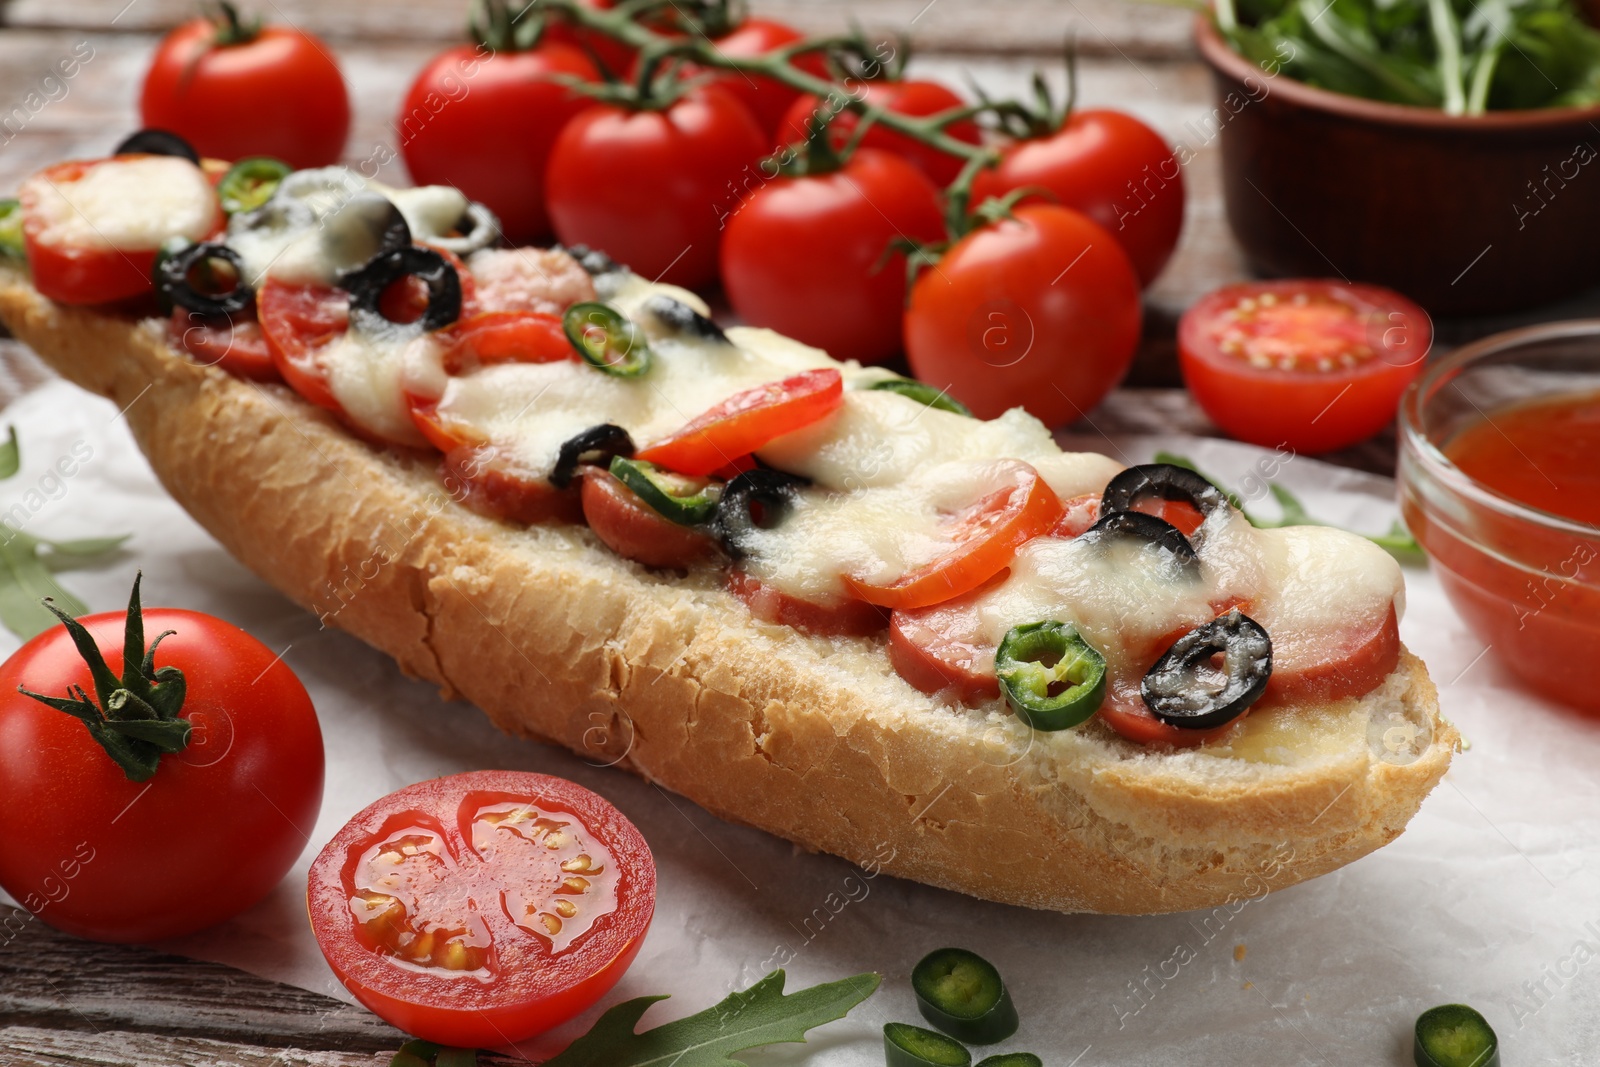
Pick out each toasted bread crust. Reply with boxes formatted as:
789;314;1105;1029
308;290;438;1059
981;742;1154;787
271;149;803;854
0;278;1458;914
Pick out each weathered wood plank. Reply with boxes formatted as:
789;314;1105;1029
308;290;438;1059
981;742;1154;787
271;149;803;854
0;1026;528;1067
0;907;404;1054
0;0;1197;59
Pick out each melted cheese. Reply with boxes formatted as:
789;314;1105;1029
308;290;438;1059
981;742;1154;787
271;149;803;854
23;157;216;250
324;328;436;449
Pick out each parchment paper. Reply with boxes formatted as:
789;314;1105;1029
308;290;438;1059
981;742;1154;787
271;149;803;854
3;378;1596;1064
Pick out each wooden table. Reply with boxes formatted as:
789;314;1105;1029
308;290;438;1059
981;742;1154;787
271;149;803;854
0;2;1592;1063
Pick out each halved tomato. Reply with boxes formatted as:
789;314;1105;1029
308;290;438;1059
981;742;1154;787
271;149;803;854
169;308;280;382
728;570;888;637
307;770;655;1048
580;468;718;569
1049;492;1205;539
636;368;843;477
843;461;1062;610
1179;280;1431;454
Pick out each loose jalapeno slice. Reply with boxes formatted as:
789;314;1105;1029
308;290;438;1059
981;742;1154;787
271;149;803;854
609;457;721;526
551;424;636;490
114;128;200;163
714;468;807;558
218;157;292;215
563;302;651;377
1414;1004;1500;1067
0;199;23;258
883;1022;971;1067
1142;609;1272;730
870;378;973;417
645;294;727;343
911;947;1019;1045
1101;462;1229;524
976;1056;1042;1067
994;623;1107;733
156;241;253;317
340;245;462;336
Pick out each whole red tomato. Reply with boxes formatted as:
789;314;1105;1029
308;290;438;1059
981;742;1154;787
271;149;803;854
904;203;1142;426
139;7;350;169
546;85;767;289
542;0;635;79
973;109;1184;287
721;148;945;364
702;18;830;137
400;40;598;244
0;582;324;943
778;80;981;187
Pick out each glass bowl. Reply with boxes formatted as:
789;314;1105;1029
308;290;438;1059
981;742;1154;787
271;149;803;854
1398;321;1600;714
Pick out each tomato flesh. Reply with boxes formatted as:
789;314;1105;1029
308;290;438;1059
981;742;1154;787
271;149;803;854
1179;280;1432;454
442;311;574;375
308;770;655;1047
843;461;1062;610
258;278;349;411
636;368;843;477
580;468;718;569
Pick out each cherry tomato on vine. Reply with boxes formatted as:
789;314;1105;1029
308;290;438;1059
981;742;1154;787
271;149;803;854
904;203;1142;427
546;84;766;289
700;18;831;137
542;0;635;79
778;79;981;187
400;38;598;244
0;577;324;943
139;5;350;169
721;148;944;365
1177;279;1431;454
973;109;1184;287
308;770;655;1047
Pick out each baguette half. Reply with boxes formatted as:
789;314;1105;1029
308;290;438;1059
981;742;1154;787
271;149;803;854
0;276;1458;914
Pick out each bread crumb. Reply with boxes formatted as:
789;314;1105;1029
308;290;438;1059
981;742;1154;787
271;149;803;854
1242;981;1254;990
1234;943;1246;962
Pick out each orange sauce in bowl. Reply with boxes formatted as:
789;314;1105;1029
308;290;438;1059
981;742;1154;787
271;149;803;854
1411;391;1600;713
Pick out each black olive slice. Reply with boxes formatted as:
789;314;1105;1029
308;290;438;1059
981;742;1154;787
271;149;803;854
155;242;252;317
339;246;462;336
1079;510;1200;579
1142;610;1273;730
1101;463;1230;525
550;424;635;490
321;192;412;276
714;469;808;559
113;129;199;164
644;294;728;343
560;244;621;276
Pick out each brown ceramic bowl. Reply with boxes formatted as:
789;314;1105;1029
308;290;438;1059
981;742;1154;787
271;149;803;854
1195;15;1600;316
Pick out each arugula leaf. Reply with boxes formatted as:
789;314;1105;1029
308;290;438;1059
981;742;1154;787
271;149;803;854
1220;0;1600;113
543;970;881;1067
1154;451;1424;562
0;427;129;639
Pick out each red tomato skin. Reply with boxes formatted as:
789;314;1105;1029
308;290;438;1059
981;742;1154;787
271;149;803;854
542;0;635;78
0;609;324;943
973;110;1185;287
308;770;655;1047
704;19;828;137
139;19;351;169
546;86;767;289
636;368;843;477
904;204;1142;427
721;149;944;364
778;81;981;188
580;469;719;569
1179;281;1432;455
400;43;598;244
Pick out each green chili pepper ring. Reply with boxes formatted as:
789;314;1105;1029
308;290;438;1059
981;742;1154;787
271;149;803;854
218;156;292;216
910;948;1019;1045
1414;1004;1500;1067
976;1056;1042;1067
0;198;23;259
563;301;652;377
609;456;722;526
994;621;1107;732
883;1022;972;1067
